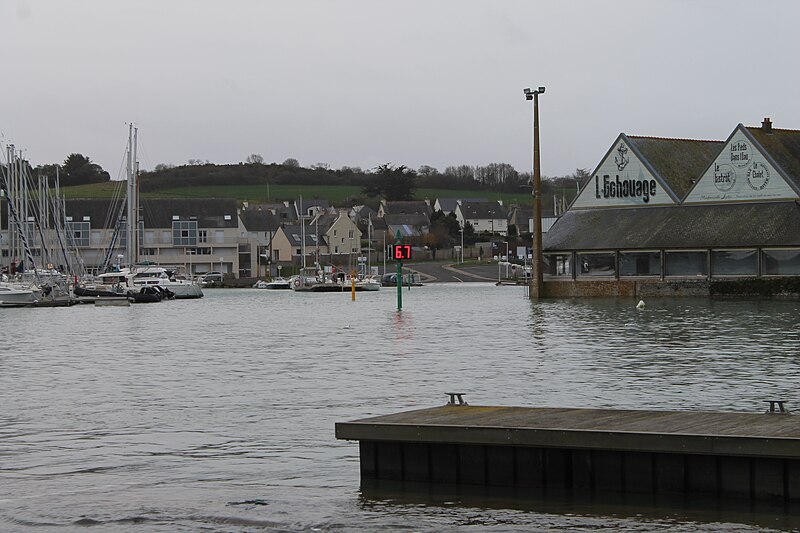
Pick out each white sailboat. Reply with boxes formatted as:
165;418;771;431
74;126;203;300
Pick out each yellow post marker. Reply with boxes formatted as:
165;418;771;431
351;269;356;301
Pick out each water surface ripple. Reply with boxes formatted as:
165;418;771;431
2;284;799;531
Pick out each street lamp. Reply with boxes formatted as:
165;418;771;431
459;221;464;264
524;86;545;299
504;241;510;278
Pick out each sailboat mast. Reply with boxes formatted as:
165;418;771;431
300;195;306;271
367;213;372;276
126;124;134;267
132;126;139;264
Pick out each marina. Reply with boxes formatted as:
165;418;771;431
3;285;800;531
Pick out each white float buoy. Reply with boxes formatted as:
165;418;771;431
636;300;646;309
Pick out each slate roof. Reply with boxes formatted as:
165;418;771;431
543;201;800;251
63;198;124;229
279;224;325;247
383;200;431;216
626;135;724;199
311;213;339;232
61;198;239;229
294;198;330;216
435;197;488;213
140;199;240;228
458;201;508;220
384;213;429;227
369;217;388;230
239;209;282;232
745;126;800;188
350;204;377;221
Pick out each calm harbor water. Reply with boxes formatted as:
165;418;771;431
2;284;800;532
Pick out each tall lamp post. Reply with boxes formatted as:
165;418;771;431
524;86;545;299
459;221;464;264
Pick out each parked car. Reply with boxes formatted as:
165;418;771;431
200;271;223;285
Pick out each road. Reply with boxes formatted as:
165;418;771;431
405;261;508;283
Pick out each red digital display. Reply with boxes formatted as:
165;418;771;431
390;244;412;260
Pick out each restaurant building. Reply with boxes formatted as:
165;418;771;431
542;119;800;295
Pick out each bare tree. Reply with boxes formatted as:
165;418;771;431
246;154;264;164
282;158;300;168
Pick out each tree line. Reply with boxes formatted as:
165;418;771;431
30;153;591;201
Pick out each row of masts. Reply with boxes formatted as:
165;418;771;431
1;144;78;280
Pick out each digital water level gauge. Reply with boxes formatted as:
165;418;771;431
388;244;412;260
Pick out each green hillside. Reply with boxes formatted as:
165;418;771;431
61;182;541;206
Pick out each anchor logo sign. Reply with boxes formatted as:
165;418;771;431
614;143;629;171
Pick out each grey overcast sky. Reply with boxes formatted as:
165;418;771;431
2;0;798;179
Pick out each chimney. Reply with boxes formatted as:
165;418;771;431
762;117;773;133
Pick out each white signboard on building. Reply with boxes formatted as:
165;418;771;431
571;138;676;209
684;128;798;203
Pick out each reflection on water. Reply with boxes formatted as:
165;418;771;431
1;285;799;531
360;479;800;532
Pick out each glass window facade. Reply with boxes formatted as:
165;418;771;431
762;249;800;276
172;221;197;246
619;251;661;277
711;249;757;276
543;253;573;277
577;252;615;277
665;251;708;277
66;221;90;247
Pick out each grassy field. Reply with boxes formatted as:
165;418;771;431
60;182;540;206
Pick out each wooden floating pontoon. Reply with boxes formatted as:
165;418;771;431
336;404;800;502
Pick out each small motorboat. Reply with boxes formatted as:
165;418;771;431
264;277;291;290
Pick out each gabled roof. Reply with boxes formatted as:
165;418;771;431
745;125;800;188
63;198;124;229
458;201;508;220
350;204;377;221
384;213;429;227
435;197;489;213
386;222;424;237
383;200;431;216
294;198;330;215
369;217;388;230
278;224;325;247
544;202;800;251
64;198;239;229
626;135;724;199
239;209;282;232
311;213;339;232
140;199;240;228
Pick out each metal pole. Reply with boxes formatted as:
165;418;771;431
528;88;545;299
395;230;402;310
533;91;543;298
460;222;464;263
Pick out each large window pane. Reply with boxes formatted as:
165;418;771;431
172;221;197;246
543;253;572;277
711;250;756;276
762;249;800;276
577;252;615;277
619;251;661;277
665;251;707;277
66;221;90;247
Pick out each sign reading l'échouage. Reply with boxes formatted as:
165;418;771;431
684;129;797;203
572;140;674;209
